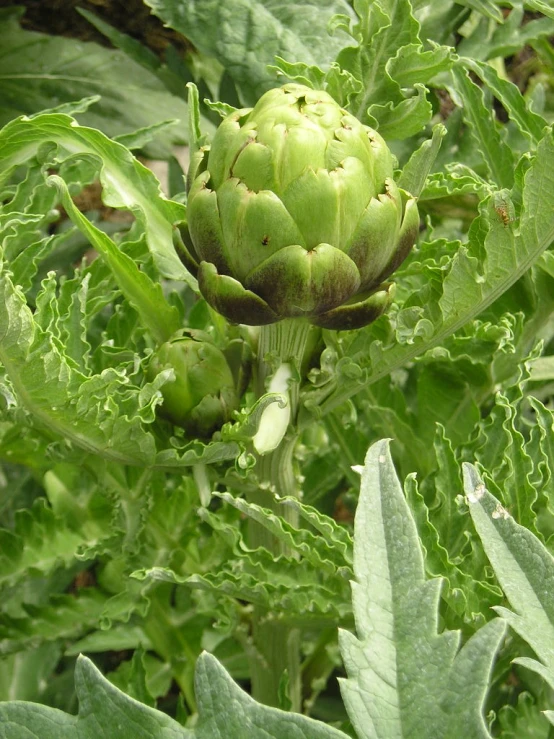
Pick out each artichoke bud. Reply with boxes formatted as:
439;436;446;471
148;331;239;436
186;83;419;329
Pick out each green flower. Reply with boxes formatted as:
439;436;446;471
183;83;419;329
148;332;238;436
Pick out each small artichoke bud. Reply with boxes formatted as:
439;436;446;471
253;363;292;455
183;83;419;329
148;332;239;436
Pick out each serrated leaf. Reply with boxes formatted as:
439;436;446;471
338;440;505;739
133;552;352;625
193;652;348;737
527;398;554;512
485;7;554;60
398;123;446;197
420;165;491;201
113;120;180;151
369;83;432;139
33;96;102;118
0;500;86;591
153;439;241;469
450;63;515;188
57;272;92;373
0;114;190;283
387;43;453;88
474;390;538;531
0;590;107;657
214;491;350;574
0;654;191;738
460;57;547;144
497;690;552;738
0;263;161;466
464;463;554;693
49;175;180;344
279;497;353;565
0;651;351;738
345;0;421;122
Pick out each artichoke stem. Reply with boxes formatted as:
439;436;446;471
255;318;312;409
246;318;312;712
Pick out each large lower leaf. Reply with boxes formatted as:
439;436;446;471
143;0;356;104
0;653;348;738
338;440;506;739
464;463;554;696
0;8;188;159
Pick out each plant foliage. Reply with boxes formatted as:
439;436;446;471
0;0;554;735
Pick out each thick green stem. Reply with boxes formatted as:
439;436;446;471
248;435;302;711
247;319;311;712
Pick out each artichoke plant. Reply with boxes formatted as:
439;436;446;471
148;332;238;436
183;83;419;329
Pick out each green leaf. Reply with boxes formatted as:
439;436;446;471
0;654;191;738
369;83;433;139
134;493;353;624
497;691;552;739
450;63;515;188
76;8;166;71
110;648;157;708
386;43;453;88
0;590;108;657
460;57;547;144
420;165;491;201
65;625;152;656
35;96;102;117
153;439;241;469
0;262;163;466
464;463;554;693
524;0;554;21
0;114;191;283
397;123;446;197
113;120;181;151
0;644;62;701
186;83;204;162
214;492;351;575
343;0;421;122
485;9;554;59
48;175;180;344
474;390;538;532
403;430;502;624
527;397;554;517
193;652;348;737
142;0;356;105
338;440;506;739
0;8;189;159
0;653;349;737
0;499;87;591
453;0;504;23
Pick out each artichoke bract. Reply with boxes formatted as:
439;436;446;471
185;84;419;329
148;333;238;436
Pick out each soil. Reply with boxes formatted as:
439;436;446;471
0;0;193;59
